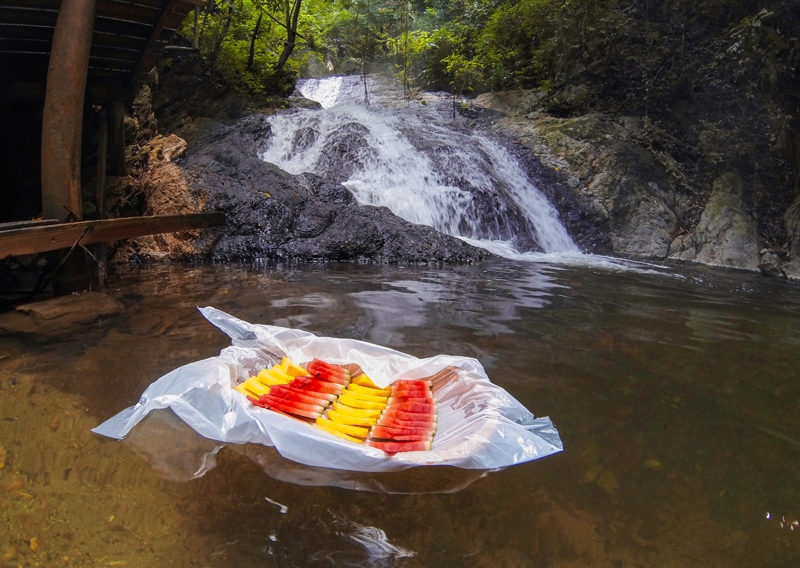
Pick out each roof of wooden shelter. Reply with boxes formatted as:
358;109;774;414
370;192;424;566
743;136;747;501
0;0;205;103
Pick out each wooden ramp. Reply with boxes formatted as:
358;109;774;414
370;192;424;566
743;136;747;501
0;212;225;260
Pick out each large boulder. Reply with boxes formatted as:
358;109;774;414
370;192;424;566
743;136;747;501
668;173;761;271
782;193;800;280
485;111;685;258
112;114;491;265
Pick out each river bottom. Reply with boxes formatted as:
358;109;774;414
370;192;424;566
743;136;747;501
1;260;799;567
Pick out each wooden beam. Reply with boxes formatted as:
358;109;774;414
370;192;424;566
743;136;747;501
107;99;127;175
0;213;226;260
40;0;96;222
129;0;179;87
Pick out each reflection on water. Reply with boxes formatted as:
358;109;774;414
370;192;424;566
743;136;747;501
2;260;800;566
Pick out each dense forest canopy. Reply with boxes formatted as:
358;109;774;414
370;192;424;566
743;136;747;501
182;0;799;246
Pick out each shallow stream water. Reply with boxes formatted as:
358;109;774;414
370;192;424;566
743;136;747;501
1;259;800;567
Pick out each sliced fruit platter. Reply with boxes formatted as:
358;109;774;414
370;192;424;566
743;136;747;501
234;357;437;453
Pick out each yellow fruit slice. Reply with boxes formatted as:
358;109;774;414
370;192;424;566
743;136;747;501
315;423;364;444
328;409;378;427
268;366;294;382
352;374;385;388
257;368;291;385
332;402;382;418
342;388;389;404
235;377;270;398
347;383;390;397
316;416;369;438
338;393;386;410
281;357;308;377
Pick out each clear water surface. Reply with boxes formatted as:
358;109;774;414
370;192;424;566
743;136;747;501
1;259;799;567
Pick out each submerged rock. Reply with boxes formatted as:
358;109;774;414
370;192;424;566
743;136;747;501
0;292;124;335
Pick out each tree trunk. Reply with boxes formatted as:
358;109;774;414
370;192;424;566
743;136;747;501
247;11;263;70
274;0;302;71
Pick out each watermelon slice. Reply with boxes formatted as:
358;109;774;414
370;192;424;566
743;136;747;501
378;416;438;431
289;376;343;395
368;440;432;453
382;408;437;423
306;360;351;384
385;400;434;414
391;386;431;398
268;387;331;407
260;394;325;414
252;397;321;420
306;367;350;386
371;425;433;439
284;384;336;402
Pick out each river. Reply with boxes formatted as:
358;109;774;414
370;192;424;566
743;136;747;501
1;77;799;566
1;259;799;566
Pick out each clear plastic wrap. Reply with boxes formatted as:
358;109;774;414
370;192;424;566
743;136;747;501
93;307;562;473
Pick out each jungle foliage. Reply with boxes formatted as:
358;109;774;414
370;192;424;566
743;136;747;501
181;0;799;245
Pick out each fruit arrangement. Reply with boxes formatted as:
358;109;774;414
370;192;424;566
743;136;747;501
234;357;437;453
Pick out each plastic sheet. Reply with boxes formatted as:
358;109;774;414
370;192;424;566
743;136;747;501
93;307;563;473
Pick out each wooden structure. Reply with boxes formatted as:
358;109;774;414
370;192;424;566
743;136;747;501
0;0;205;103
0;213;225;260
0;0;223;288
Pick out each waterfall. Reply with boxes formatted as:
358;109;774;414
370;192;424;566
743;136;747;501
262;76;580;256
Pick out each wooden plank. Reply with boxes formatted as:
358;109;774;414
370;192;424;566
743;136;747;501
0;24;57;42
0;7;58;27
0;213;226;259
0;219;59;231
95;15;153;38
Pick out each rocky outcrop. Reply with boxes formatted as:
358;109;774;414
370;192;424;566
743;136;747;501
480;107;686;259
667;173;761;271
112;114;491;264
782;194;800;280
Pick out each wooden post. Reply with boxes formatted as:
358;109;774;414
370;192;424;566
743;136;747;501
107;100;127;176
95;108;108;289
96;108;108;217
41;0;96;223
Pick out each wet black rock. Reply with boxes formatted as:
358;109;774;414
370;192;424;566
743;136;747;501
118;114;492;265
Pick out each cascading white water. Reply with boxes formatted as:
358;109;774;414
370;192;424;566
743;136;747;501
263;76;580;256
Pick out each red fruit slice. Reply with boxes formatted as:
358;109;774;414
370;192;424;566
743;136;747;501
370;432;433;442
268;387;331;407
260;395;324;414
255;398;322;420
307;359;350;379
385;400;434;414
378;416;438;431
289;376;343;395
391;386;431;398
306;366;350;386
285;385;336;402
382;409;437;423
371;425;433;439
387;396;433;404
395;379;432;388
369;440;432;453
